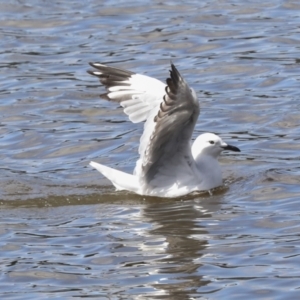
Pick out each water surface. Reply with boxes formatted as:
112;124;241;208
1;0;300;298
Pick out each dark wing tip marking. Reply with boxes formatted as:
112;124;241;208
87;62;137;101
88;62;135;76
100;93;111;101
167;63;184;95
153;63;185;123
87;69;97;76
170;63;182;84
87;62;135;82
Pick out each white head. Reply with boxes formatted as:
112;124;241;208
191;133;240;160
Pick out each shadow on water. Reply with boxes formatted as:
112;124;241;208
0;185;225;299
142;199;221;298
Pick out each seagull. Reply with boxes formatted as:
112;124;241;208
87;62;240;198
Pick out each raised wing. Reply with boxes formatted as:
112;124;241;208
139;64;200;185
87;63;166;123
88;62;200;190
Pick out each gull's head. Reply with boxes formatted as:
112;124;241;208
192;133;240;159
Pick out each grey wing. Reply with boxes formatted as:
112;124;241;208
87;63;166;123
140;64;200;184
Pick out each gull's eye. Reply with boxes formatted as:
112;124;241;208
209;140;215;145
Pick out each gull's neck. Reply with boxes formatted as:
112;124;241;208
192;151;223;190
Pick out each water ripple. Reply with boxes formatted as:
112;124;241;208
0;0;300;298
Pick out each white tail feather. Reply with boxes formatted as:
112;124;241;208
89;161;140;192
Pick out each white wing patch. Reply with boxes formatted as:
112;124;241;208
88;64;166;124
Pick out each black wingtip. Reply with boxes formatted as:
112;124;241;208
87;62;101;76
168;62;183;87
89;62;101;68
100;93;111;101
87;69;95;76
169;59;178;72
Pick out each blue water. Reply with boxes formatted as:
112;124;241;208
0;0;300;298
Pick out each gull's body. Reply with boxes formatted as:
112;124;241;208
88;63;240;197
